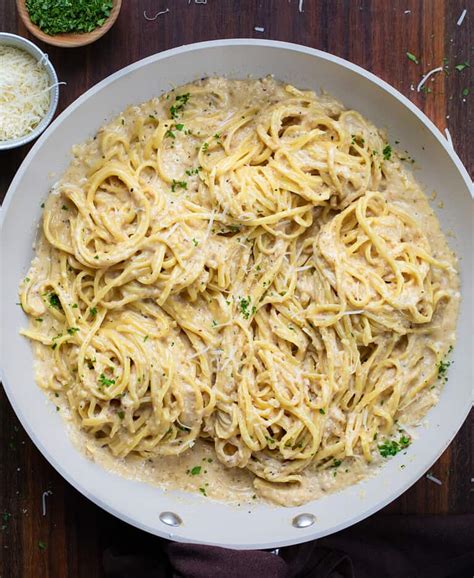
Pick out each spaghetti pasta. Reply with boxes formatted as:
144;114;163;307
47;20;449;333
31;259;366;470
19;77;459;504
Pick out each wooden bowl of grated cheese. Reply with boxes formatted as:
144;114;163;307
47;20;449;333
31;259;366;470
0;33;60;150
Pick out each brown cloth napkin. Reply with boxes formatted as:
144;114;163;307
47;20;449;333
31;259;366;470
103;513;474;578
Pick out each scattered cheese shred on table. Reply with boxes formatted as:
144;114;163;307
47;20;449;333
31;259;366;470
426;473;443;486
41;490;53;516
0;45;52;142
416;66;443;92
457;9;467;26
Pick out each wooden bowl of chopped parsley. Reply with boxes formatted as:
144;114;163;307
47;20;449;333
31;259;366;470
16;0;122;48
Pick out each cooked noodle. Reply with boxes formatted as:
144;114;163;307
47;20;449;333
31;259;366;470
19;77;458;504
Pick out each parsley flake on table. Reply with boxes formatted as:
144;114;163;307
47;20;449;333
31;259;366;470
455;61;470;72
406;52;419;64
2;512;11;528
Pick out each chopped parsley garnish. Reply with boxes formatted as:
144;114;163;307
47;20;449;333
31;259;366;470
36;318;43;322
378;435;411;457
67;327;79;335
332;459;342;467
51;333;63;350
175;123;184;131
98;373;115;387
199;487;207;496
437;356;452;383
190;466;202;475
171;179;187;192
47;292;62;310
143;335;149;342
61;204;68;210
90;307;97;317
202;142;209;152
117;410;125;419
382;145;392;160
25;0;113;35
455;61;469;72
185;166;201;176
239;296;253;319
165;128;175;139
437;359;451;377
406;52;419;64
72;303;78;308
170;93;190;119
319;408;326;415
192;238;199;246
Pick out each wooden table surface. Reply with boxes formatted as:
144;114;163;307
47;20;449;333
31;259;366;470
1;1;472;576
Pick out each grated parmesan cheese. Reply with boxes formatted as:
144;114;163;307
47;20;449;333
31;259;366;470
0;45;52;142
416;66;443;93
426;472;442;485
457;9;467;26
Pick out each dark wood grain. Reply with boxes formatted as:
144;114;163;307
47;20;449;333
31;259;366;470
1;1;472;576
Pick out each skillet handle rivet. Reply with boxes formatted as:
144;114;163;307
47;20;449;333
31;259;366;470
159;511;183;527
292;513;316;528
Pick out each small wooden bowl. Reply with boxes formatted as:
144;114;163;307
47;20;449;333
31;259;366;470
16;0;122;48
